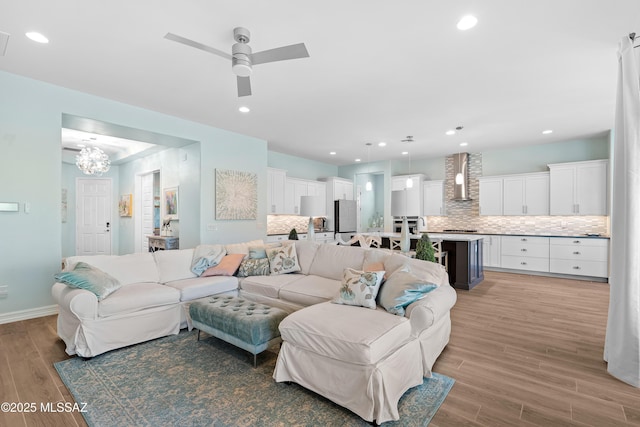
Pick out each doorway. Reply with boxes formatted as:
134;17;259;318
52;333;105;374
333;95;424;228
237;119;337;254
75;178;112;255
135;170;160;253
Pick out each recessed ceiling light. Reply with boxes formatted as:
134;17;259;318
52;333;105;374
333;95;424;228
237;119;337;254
457;15;478;31
445;130;456;136
25;32;49;44
355;158;361;162
378;142;386;147
542;129;553;135
329;151;336;155
401;151;409;155
238;106;250;113
460;142;468;147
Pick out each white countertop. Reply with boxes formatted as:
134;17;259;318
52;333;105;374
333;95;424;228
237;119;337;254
359;232;483;242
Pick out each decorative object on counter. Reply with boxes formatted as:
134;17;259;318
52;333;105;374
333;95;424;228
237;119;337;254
288;228;298;240
416;234;436;263
300;195;324;241
215;169;257;220
163;187;179;220
119;194;132;217
391;190;417;252
161;217;174;236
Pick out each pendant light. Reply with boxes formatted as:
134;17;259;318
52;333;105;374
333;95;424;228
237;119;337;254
365;143;373;191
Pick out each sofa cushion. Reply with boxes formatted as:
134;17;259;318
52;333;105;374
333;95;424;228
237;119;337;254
54;262;122;301
332;268;385;310
65;253;159;286
267;244;301;275
279;301;411;365
98;282;180;317
154;249;197;283
164;276;239;302
308;244;367;281
293;240;320;275
239;274;306;300
279;275;342;306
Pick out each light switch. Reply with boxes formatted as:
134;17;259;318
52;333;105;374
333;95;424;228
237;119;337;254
24;202;31;214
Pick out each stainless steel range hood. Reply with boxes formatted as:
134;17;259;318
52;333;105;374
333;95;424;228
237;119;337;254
452;152;472;201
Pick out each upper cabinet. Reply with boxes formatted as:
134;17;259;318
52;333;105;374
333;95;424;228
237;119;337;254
267;168;286;214
284;177;327;215
478;177;503;215
502;172;549;216
391;174;425;216
322;177;354;231
423;180;445;216
548;160;608;216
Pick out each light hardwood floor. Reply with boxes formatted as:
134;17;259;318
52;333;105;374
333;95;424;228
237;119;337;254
1;271;639;426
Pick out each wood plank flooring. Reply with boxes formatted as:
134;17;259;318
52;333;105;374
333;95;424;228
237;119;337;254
0;271;638;426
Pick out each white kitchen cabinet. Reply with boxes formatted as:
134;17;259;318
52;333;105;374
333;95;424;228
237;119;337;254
313;231;335;243
501;236;550;272
548;160;608;215
549;237;609;278
267;168;286;214
478;177;503;215
502;172;549;216
392;174;425;216
477;235;501;268
284;178;327;215
423;180;445;216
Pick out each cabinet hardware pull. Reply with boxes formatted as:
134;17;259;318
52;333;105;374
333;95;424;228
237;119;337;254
573;240;580;244
521;248;527;252
521;238;527;241
573;251;580;255
573;266;580;269
521;262;527;265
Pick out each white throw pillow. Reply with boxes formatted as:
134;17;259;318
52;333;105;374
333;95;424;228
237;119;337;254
332;268;385;310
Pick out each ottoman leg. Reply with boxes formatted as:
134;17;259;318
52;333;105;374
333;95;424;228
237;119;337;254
197;329;201;341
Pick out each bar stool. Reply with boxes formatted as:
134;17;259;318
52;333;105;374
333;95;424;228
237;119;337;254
433;240;449;271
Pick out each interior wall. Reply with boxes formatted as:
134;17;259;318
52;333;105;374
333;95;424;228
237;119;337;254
267;150;339;180
0;70;265;316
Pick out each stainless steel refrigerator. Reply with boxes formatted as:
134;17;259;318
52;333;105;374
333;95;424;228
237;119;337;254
334;199;357;233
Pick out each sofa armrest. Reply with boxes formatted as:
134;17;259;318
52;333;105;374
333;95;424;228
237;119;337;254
405;284;457;337
52;282;98;320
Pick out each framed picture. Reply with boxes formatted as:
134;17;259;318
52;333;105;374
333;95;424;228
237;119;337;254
215;169;257;220
164;187;179;219
119;194;133;217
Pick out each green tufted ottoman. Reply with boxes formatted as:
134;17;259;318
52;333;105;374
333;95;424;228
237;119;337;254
189;295;288;366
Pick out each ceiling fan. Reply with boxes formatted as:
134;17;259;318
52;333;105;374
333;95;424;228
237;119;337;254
164;27;309;97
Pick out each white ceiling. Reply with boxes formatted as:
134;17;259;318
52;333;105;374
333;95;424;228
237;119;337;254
2;1;638;166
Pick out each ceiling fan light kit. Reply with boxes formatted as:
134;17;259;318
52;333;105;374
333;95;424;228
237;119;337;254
165;26;309;97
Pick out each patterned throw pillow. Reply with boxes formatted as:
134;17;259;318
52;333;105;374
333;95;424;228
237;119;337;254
54;262;122;301
266;244;301;275
237;258;271;277
377;265;438;316
332;268;385;309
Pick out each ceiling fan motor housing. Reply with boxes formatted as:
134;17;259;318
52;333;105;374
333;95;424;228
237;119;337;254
232;43;252;76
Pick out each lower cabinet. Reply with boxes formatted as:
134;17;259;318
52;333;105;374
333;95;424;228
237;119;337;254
501;236;550;272
549;238;609;278
478;235;501;268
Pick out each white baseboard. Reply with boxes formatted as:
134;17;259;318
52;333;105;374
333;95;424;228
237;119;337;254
0;305;58;325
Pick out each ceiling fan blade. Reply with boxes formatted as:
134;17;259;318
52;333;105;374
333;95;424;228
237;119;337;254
164;32;232;60
237;76;252;97
251;43;309;65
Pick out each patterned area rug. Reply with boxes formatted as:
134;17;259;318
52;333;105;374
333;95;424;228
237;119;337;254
55;331;454;426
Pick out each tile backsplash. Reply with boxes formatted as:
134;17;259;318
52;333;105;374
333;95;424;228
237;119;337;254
267;215;318;235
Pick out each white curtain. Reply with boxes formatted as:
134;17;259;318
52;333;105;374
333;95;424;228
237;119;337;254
604;35;640;388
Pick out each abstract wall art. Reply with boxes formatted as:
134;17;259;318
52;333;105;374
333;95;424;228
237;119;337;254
215;169;257;220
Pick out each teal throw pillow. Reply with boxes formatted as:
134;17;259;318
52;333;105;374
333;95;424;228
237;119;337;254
377;266;438;316
333;268;385;309
248;246;268;259
54;262;122;301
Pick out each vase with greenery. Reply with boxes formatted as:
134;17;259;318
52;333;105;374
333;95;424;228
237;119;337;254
416;233;436;263
288;228;299;240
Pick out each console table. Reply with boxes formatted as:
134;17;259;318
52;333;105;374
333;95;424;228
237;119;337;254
148;236;179;252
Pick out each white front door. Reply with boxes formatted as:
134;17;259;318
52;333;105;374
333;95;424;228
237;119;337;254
76;178;112;255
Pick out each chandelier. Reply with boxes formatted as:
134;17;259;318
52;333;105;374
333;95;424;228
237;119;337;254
76;147;111;176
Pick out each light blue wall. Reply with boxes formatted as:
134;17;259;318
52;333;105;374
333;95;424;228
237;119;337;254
0;70;266;315
268;151;338;180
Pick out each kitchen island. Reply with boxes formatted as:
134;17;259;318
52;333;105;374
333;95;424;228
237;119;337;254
355;232;485;290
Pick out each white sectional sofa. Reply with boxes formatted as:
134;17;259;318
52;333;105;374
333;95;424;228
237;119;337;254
52;248;238;357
